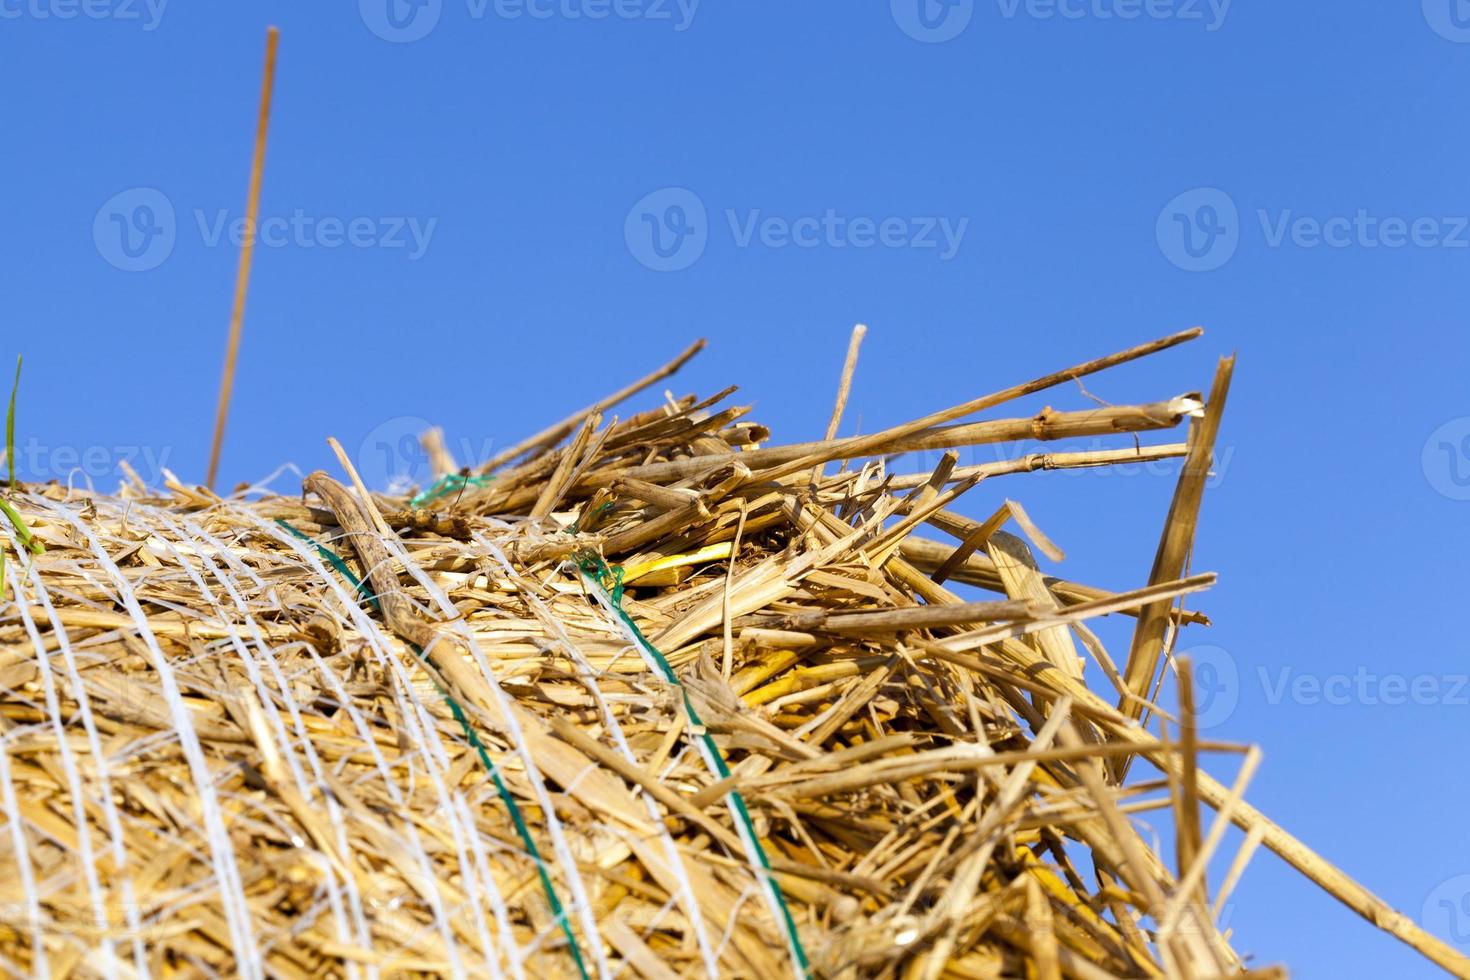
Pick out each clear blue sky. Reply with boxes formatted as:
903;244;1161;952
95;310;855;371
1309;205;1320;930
5;2;1470;975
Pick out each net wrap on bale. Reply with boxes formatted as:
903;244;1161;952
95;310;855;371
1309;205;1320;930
0;330;1464;979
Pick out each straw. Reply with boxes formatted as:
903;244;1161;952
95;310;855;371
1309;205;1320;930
206;26;280;491
0;330;1463;977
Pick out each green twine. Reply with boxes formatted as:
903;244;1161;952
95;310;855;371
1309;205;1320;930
573;548;813;979
422;661;589;980
277;519;591;980
580;553;625;605
277;520;378;609
409;472;495;510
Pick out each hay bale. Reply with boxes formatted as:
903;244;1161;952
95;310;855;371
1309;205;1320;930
0;330;1460;978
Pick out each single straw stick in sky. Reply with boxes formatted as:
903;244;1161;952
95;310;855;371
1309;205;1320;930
206;26;280;491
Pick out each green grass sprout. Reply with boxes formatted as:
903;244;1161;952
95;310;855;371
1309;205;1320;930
0;356;43;593
6;356;18;492
0;498;42;557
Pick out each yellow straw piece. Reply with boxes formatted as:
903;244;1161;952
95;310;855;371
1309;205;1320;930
621;542;733;583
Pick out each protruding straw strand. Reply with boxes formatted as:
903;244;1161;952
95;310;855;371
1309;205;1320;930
207;26;280;490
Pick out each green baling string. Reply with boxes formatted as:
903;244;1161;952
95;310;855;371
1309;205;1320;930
276;519;591;980
409;472;495;510
573;548;813;979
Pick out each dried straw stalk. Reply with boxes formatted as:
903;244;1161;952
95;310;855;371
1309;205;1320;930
0;329;1462;979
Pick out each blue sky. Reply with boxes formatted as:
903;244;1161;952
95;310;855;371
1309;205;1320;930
5;1;1470;974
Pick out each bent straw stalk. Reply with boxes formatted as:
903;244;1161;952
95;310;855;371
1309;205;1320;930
0;329;1462;977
